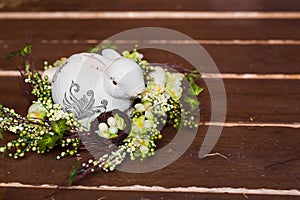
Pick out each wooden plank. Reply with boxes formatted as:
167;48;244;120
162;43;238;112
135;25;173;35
0;19;300;40
1;42;300;74
2;187;300;200
2;12;300;20
203;79;300;123
0;76;299;125
0;126;299;190
1;0;300;12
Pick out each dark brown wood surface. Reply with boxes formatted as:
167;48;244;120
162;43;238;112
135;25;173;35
1;19;300;40
1;0;300;11
0;1;299;199
1;43;300;74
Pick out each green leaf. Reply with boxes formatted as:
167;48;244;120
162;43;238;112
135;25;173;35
88;43;117;53
7;43;32;60
189;69;202;78
88;46;100;53
186;74;204;96
191;82;204;96
184;96;200;111
51;119;69;138
38;134;59;152
7;50;21;60
23;43;32;54
101;43;117;50
68;159;79;186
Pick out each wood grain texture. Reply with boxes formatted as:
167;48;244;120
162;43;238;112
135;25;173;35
1;42;300;74
0;126;299;190
0;19;300;40
1;0;300;11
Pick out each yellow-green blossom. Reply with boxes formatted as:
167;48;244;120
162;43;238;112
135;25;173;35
148;82;165;94
164;72;184;101
27;102;47;121
165;85;183;101
115;114;126;130
133;115;146;131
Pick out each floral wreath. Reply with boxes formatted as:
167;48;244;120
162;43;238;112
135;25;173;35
0;44;203;189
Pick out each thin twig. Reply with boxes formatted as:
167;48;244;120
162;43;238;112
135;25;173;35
203;152;230;160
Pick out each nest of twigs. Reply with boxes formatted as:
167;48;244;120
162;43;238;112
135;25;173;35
90;109;132;146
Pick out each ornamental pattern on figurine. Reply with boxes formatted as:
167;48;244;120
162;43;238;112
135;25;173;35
63;80;108;119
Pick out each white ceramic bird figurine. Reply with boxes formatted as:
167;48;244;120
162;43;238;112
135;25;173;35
43;49;145;119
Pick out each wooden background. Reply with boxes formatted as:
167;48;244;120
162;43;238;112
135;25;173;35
0;0;299;199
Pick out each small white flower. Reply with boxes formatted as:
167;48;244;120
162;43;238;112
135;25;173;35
140;145;149;154
134;103;145;112
145;110;153;119
148;67;166;86
144;120;153;129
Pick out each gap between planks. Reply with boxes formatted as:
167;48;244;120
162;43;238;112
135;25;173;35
205;122;300;129
1;71;300;80
0;182;300;196
1;11;300;19
2;39;300;45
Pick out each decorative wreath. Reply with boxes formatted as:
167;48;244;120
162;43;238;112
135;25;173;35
0;44;202;188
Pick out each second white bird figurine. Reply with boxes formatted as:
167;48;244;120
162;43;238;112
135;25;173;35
43;49;145;119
